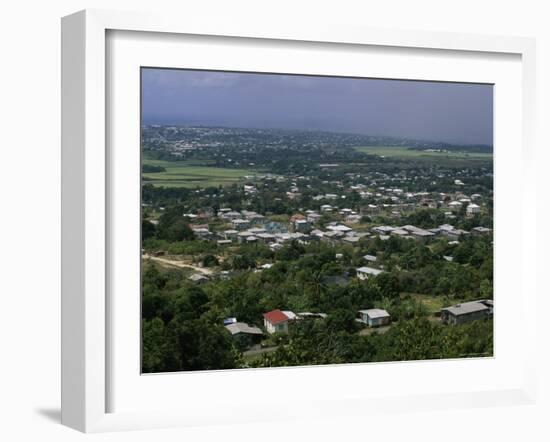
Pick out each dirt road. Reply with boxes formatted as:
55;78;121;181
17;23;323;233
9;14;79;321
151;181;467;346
142;254;214;275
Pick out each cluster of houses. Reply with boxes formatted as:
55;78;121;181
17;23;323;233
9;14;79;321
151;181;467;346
177;177;491;249
223;298;493;350
185;204;491;249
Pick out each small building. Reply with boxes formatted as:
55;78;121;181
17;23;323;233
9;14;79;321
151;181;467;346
248;227;267;235
237;231;253;243
307;212;322;223
223;317;237;326
472;226;492;236
232;219;251;230
356;266;383;280
372;226;395;235
346;214;362;224
220;211;242;220
222;229;239;240
363;254;378;264
294;219;312;233
191;227;212;240
225;321;263;336
326;224;353;233
390;228;409;237
225;322;263;349
440;300;492;325
188;274;209;284
410;229;435;242
263;309;291;334
225;321;263;337
358;309;391;327
466;203;481;216
448;201;463;211
342;235;360;245
256;232;276;243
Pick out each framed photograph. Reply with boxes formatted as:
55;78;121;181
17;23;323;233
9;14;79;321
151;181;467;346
61;9;537;433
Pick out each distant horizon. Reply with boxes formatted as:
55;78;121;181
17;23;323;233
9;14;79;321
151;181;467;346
142;68;493;146
140;122;493;148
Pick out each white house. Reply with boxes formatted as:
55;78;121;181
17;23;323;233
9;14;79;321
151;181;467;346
188;274;209;284
448;201;463;211
466;203;481;215
356;266;383;280
326;224;353;233
263;309;291;334
358;309;391;327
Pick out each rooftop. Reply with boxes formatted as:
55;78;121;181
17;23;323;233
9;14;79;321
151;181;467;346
442;300;489;316
263;309;290;325
225;322;263;335
356;266;383;276
359;308;390;319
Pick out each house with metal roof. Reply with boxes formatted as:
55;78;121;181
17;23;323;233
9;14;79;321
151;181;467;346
225;322;263;336
356;266;383;280
188;273;209;284
225;321;264;349
440;300;493;325
466;203;481;216
358;309;391;327
363;254;378;264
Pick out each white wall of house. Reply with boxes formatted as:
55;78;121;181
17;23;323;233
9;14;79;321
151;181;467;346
264;319;288;334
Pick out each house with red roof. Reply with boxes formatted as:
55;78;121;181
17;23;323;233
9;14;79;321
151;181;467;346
263;309;292;334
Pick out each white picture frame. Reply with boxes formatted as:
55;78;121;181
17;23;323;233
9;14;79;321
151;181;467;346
61;9;537;433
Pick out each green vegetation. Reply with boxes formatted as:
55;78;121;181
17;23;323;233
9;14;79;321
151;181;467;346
140;125;494;373
142;158;255;188
354;145;493;158
142;233;493;372
354;146;493;161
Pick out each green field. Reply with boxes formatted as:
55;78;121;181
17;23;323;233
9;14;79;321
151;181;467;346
401;293;464;315
142;158;255;188
354;146;493;161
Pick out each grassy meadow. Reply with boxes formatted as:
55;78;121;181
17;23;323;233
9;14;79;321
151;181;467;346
354;146;493;162
142;158;255;188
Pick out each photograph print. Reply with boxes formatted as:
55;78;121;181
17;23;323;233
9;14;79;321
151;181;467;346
141;68;494;373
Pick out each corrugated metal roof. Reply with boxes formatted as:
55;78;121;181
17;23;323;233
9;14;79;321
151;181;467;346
442;301;489;316
359;308;390;319
225;322;263;335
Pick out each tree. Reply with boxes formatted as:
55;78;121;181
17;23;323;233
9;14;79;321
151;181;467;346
374;273;401;299
158;219;195;242
168;318;237;371
232;254;256;270
142;318;179;373
326;308;358;334
202;254;219;267
142;219;157;240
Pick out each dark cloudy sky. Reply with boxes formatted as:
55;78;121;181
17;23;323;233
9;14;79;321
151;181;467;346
141;68;493;145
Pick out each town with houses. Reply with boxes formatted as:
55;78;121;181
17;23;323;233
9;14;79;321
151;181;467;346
140;125;494;372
